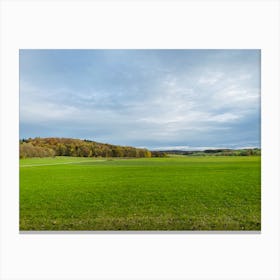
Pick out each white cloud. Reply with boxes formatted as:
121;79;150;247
198;72;224;85
20;50;260;148
208;112;241;123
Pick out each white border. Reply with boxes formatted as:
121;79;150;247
1;1;280;279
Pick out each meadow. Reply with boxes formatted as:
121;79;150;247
20;156;261;231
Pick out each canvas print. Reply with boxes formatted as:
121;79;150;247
19;49;261;231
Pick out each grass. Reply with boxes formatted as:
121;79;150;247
20;156;99;166
20;156;261;231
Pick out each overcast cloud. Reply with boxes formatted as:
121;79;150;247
20;49;260;150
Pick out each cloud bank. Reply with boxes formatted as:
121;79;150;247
20;49;260;149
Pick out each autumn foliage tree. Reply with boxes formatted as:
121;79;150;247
20;142;55;158
19;137;152;159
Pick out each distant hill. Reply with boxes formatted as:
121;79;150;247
19;137;261;159
19;137;152;159
155;148;261;156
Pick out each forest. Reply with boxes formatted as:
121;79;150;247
19;137;260;159
160;148;261;156
19;137;153;158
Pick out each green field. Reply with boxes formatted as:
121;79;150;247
20;156;261;231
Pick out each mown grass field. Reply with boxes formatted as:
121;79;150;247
20;156;261;231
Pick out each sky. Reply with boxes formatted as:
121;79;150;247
19;49;260;150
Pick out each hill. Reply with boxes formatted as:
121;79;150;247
157;148;261;156
19;137;152;158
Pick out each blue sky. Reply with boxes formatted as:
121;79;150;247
20;49;260;150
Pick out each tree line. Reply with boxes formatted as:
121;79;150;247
164;148;261;156
20;137;152;159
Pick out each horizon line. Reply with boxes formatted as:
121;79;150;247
19;136;260;151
